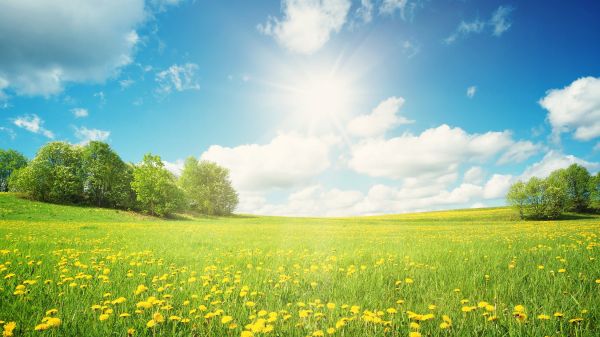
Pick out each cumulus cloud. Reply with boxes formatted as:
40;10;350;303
13;114;54;138
258;0;351;54
251;170;512;216
0;0;146;96
348;124;513;180
155;63;200;95
466;86;477;98
201;132;338;191
520;151;599;180
71;108;89;118
463;166;484;185
539;76;600;142
347;96;413;138
497;140;542;164
482;174;513;199
74;126;110;144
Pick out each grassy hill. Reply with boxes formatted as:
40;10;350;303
0;193;599;336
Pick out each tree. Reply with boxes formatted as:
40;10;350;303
81;141;134;208
591;172;600;208
10;142;84;203
131;153;183;217
559;164;592;212
506;181;527;218
179;157;238;215
0;149;28;192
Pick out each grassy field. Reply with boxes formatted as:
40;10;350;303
0;193;599;337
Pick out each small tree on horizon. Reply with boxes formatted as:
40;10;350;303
179;157;238;216
131;153;184;217
0;149;28;192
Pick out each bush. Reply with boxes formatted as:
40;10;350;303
10;142;84;203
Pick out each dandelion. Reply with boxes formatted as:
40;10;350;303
537;314;550;320
3;322;16;337
409;332;422;337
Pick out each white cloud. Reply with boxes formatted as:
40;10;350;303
347;96;413;138
13;114;54;138
466;85;477;98
201;132;338;191
74;126;110;144
539;76;600;142
0;0;146;96
354;0;373;24
379;0;421;20
401;40;420;58
348;124;513;180
155;63;200;95
119;79;135;90
445;5;513;44
497;140;542;164
490;5;514;36
463;166;484;184
482;174;513;199
71;108;89;118
520;151;599;180
258;0;351;54
445;19;485;44
594;142;600;152
163;159;184;176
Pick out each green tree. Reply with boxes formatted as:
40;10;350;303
0;149;28;191
543;172;568;218
506;181;527;218
558;164;592;212
131;154;183;217
81;141;134;208
590;172;600;208
179;157;238;215
10;142;84;203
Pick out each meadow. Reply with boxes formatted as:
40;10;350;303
0;193;598;337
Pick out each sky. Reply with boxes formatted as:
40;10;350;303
1;0;599;216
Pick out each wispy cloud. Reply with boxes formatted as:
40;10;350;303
155;63;200;95
74;126;110;144
466;86;477;98
13;114;54;138
445;5;514;44
71;108;89;118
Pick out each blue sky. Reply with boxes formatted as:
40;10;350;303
1;0;599;215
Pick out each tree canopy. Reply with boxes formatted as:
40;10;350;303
179;157;238;216
506;164;597;219
0;149;27;192
3;142;238;217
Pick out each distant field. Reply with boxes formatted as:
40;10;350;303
0;193;599;336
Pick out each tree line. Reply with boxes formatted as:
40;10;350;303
0;142;238;217
506;164;600;219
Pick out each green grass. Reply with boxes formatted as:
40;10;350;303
0;192;599;337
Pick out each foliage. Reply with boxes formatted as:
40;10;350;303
0;149;28;192
560;164;592;212
1;194;599;337
10;142;84;204
131;153;184;217
179;157;238;215
81;141;134;208
506;164;596;219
